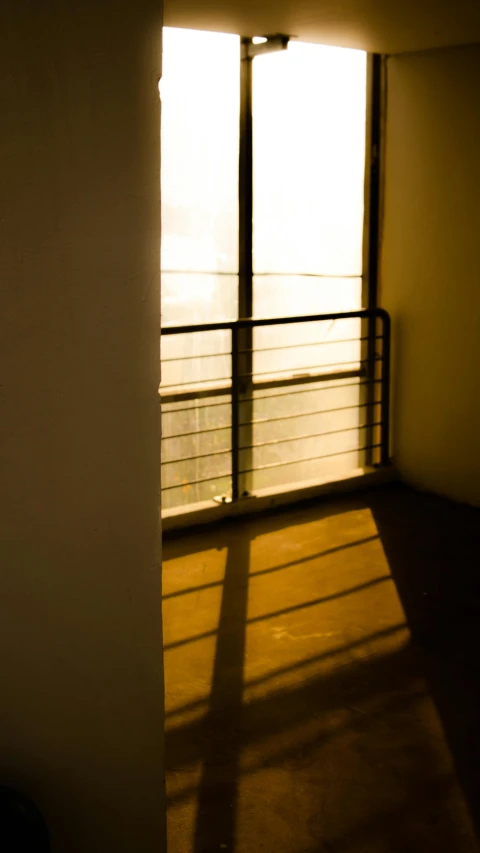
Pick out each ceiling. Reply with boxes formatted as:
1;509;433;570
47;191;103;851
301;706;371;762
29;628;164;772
164;0;480;54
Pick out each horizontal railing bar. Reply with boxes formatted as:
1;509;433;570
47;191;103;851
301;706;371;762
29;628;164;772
239;335;382;354
161;438;381;488
161;351;230;363
161;336;383;363
161;387;230;404
162;423;231;440
162;448;231;466
240;422;382;451
239;444;381;474
241;378;381;403
239;400;381;427
162;379;381;417
161;374;381;405
161;309;389;336
165;363;378;390
161;270;360;279
249;368;365;391
161;376;231;391
238;359;369;379
160;368;371;403
162;473;231;491
161;401;381;439
252;272;361;278
162;399;230;414
163;358;381;381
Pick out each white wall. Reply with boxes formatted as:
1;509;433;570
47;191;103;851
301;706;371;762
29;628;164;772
381;44;480;506
0;2;165;850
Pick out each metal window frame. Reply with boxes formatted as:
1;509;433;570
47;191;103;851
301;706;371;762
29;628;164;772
161;36;386;513
363;53;385;462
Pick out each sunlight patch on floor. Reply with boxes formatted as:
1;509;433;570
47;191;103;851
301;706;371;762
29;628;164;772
162;500;478;853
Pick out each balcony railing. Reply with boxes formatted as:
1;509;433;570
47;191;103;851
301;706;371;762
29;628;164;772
161;309;390;513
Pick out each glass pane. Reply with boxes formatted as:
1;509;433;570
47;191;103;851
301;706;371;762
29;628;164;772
239;315;373;494
162;396;232;511
162;329;232;390
161;28;240;510
161;28;240;274
249;43;368;492
252;310;363;380
161;332;233;508
253;43;367;276
162;273;238;327
253;275;362;319
252;276;363;380
239;379;376;495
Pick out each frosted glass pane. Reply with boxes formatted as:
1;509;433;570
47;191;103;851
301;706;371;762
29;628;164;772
238;379;378;495
162;396;232;510
252;310;362;379
245;306;367;493
162;273;238;327
252;276;363;390
160;28;238;511
161;28;240;274
249;43;368;493
253;274;362;318
253;44;367;276
162;329;232;392
161;331;233;509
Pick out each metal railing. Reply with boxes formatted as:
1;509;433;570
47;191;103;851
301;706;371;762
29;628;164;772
161;309;390;509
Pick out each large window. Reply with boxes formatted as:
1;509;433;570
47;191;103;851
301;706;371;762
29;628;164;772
161;28;369;511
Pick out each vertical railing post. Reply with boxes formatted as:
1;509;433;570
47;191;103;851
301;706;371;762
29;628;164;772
380;311;391;466
231;324;240;501
365;312;377;464
363;54;383;466
238;39;254;496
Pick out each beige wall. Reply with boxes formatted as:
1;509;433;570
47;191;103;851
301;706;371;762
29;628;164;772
0;2;165;850
381;44;480;506
164;0;480;54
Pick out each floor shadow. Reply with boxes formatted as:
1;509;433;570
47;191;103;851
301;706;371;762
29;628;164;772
368;482;480;841
162;492;359;563
191;527;250;853
164;484;480;853
166;639;475;852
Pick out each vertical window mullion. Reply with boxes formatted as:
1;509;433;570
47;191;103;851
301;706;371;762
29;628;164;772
236;38;254;497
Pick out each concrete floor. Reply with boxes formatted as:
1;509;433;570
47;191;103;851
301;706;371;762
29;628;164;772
163;483;480;853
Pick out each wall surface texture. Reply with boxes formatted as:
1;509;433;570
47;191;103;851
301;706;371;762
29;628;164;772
381;44;480;506
0;2;165;850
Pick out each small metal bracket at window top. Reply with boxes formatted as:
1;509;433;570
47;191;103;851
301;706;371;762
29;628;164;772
242;35;290;60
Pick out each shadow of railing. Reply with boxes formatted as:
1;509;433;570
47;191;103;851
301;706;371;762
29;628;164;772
164;488;480;853
162;535;380;601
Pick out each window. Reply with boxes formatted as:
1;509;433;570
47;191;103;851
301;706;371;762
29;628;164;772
161;29;371;511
